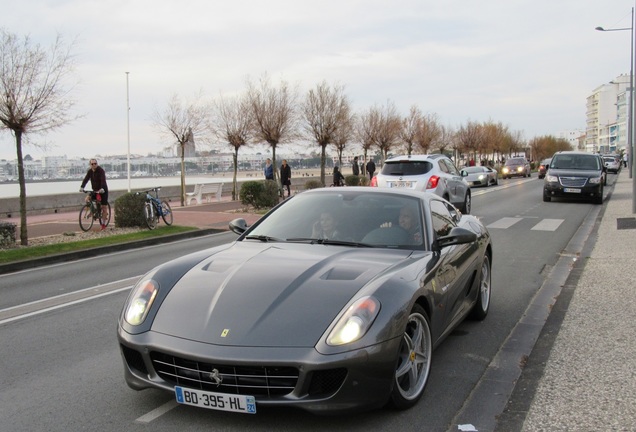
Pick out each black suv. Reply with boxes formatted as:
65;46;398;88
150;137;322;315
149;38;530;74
543;151;606;205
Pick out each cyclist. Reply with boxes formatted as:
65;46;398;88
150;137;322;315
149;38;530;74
79;158;109;230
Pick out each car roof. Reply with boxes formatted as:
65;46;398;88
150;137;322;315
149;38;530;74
384;154;446;162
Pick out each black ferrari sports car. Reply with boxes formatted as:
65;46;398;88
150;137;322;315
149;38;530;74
118;187;493;415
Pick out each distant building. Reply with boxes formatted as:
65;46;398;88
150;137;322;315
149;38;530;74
585;74;630;154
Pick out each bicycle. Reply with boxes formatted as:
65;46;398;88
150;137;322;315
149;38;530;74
79;190;111;232
136;187;173;230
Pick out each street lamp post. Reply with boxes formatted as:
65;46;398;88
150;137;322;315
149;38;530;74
597;6;636;213
126;72;131;193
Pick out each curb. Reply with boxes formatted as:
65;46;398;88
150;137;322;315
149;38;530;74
0;228;223;275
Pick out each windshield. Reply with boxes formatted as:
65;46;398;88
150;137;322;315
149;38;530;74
551;154;601;171
246;190;426;249
462;167;486;174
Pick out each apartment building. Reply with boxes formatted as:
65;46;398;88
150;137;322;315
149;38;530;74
585;74;631;154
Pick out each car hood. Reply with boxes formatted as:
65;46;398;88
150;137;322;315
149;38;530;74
151;242;415;347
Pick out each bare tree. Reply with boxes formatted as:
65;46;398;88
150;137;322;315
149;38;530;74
332;108;355;171
400;105;422;156
301;81;351;185
152;92;208;206
209;92;252;200
356;106;384;175
0;30;80;245
416;113;442;155
455;121;485;165
246;74;298;186
374;100;402;163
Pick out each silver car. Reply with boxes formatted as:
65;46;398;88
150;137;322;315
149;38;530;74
460;166;499;187
372;154;471;214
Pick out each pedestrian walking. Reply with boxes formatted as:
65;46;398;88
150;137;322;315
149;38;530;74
352;156;360;176
264;158;274;180
280;159;292;197
366;158;376;180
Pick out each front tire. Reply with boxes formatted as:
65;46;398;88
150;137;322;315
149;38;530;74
461;192;471;214
389;304;432;410
144;202;158;230
160;200;173;225
543;189;551;202
470;254;491;320
79;203;94;231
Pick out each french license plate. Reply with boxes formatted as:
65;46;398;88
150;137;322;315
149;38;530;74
563;188;581;193
390;181;412;188
175;386;256;414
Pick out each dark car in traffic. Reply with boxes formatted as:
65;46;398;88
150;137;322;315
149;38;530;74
543;151;606;204
117;187;492;415
501;157;531;179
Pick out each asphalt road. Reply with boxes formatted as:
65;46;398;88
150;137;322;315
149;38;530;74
0;175;608;431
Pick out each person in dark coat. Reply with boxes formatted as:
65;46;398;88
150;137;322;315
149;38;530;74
333;166;345;186
366;158;376;180
280;159;292;197
352;156;360;176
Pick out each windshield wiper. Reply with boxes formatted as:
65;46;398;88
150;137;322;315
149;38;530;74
245;235;281;242
286;237;373;247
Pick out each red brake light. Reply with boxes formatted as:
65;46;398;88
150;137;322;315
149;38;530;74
426;175;440;189
370;176;378;187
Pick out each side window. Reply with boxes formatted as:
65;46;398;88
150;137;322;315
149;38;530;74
443;159;460;176
430;199;456;238
437;160;450;174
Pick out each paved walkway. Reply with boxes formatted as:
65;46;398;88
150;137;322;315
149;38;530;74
1;196;262;239
497;170;636;431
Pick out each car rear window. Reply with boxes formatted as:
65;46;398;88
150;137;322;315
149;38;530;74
381;160;433;176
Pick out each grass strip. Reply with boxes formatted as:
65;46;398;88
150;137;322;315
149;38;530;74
0;225;197;264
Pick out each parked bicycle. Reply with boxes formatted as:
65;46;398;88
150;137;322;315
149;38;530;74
136;187;173;230
79;190;111;232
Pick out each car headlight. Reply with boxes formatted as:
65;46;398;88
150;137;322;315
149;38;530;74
517;166;523;172
546;174;558;182
327;296;380;346
478;174;485;180
589;177;602;184
502;167;509;174
125;279;159;326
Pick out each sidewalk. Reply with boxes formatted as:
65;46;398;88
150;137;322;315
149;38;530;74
1;196;262;239
498;170;636;431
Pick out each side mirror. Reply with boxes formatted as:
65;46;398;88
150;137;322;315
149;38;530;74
460;170;468;177
435;227;477;250
229;218;249;235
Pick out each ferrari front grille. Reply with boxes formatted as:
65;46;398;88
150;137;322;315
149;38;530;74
150;352;299;397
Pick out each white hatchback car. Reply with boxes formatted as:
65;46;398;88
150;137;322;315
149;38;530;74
372;154;471;214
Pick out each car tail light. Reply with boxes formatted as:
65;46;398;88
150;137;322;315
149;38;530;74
370;176;378;187
426;175;440;189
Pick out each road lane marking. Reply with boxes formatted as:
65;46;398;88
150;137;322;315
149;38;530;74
487;217;523;229
0;276;139;325
531;218;564;231
135;400;179;424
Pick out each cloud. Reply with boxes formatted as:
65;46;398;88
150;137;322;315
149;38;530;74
1;0;632;160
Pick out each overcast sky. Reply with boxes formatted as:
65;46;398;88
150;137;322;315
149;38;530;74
1;0;633;161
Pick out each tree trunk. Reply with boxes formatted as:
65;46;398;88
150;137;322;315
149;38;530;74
180;144;186;206
232;150;238;201
16;130;28;246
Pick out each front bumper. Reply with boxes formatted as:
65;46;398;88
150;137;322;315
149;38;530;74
543;182;602;199
118;327;401;414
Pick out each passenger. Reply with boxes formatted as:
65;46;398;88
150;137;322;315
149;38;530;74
312;211;341;239
381;206;422;245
